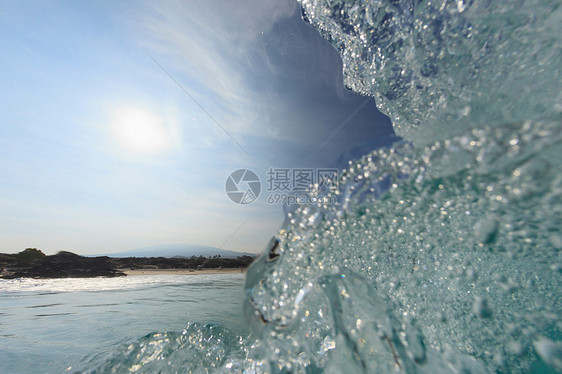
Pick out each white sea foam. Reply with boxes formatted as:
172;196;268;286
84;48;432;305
0;273;243;293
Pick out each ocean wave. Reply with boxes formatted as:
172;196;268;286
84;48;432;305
91;0;561;372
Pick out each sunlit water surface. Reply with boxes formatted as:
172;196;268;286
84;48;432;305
0;274;246;373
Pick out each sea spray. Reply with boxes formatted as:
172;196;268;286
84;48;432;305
243;0;562;372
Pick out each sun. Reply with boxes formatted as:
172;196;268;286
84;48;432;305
111;106;173;153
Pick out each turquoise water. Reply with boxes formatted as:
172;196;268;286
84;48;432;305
0;274;246;373
240;0;561;371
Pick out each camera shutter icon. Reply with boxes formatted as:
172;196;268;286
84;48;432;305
226;169;261;204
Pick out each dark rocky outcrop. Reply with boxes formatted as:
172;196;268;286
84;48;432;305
0;250;256;279
0;250;125;279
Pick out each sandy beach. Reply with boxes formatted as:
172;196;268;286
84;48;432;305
120;268;246;276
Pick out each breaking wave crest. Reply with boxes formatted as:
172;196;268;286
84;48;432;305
92;1;561;372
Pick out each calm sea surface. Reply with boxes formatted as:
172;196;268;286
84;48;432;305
0;273;247;373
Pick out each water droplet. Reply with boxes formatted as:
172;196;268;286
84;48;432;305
473;296;492;318
533;336;562;370
474;215;499;244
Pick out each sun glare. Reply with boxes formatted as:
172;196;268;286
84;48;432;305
112;106;173;153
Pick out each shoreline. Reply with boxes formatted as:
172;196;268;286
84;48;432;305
120;268;246;276
1;250;255;279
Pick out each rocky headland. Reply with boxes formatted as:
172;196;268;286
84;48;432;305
0;248;256;279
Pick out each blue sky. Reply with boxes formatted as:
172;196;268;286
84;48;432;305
0;0;393;255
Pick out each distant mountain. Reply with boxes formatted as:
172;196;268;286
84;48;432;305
99;244;255;258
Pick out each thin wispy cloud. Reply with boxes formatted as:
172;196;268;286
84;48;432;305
0;0;392;255
136;0;297;139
